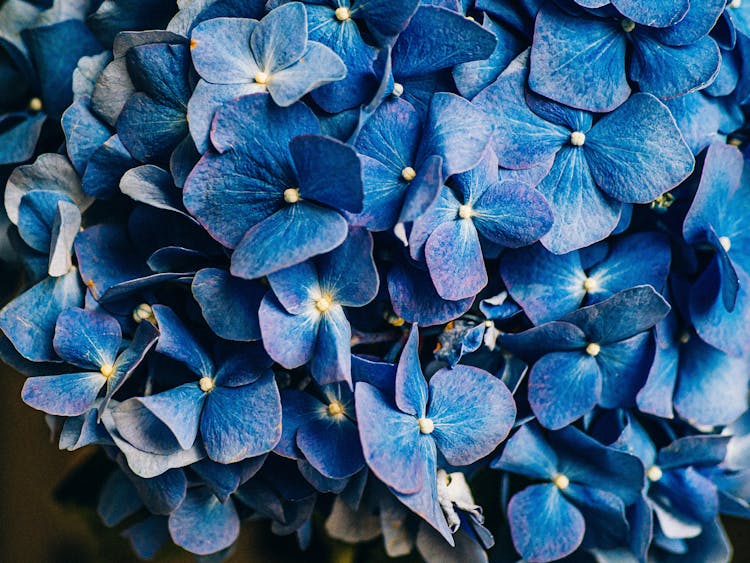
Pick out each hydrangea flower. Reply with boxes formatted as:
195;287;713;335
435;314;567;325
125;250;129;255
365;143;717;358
475;51;694;253
184;93;364;279
188;2;346;151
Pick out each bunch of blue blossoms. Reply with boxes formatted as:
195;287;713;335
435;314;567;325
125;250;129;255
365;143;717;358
4;0;750;561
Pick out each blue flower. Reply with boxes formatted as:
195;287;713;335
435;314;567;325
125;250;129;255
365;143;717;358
188;2;346;151
408;149;552;300
111;305;282;464
21;306;157;416
528;1;724;112
501;232;671;324
501;286;670;429
492;422;644;562
259;228;378;385
184;93;364;279
276;381;365;479
683;141;750;356
355;324;516;542
475;51;695;253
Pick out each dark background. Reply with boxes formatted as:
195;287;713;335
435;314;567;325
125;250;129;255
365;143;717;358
2;364;748;562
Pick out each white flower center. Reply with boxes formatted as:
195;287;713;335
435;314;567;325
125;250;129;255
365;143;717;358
719;236;731;252
315;296;332;313
458;204;474;219
327;400;344;416
199;376;215;393
418;417;434;434
334;6;351;20
29;97;42;112
582;277;598;292
254;71;269;85
401;166;417;182
647;465;663;482
586;342;601;357
570;131;586;146
100;364;115;379
553;473;570;489
392;82;404;97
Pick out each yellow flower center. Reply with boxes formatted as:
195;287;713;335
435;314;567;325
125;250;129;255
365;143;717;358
327;401;344;416
582;277;598;292
401;166;417;182
334;6;351;20
458;204;474;219
100;364;115;379
315;296;332;313
553;473;570;489
283;188;300;203
199;376;215;393
647;465;663;482
28;97;43;112
418;417;434;434
621;19;636;32
254;71;269;85
570;131;586;146
719;236;731;252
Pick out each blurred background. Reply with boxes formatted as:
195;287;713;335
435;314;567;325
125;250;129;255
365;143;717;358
2;362;749;562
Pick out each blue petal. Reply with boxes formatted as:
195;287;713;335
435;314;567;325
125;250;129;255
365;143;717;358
297;416;364;479
636;325;679;419
231;203;348;279
190;17;258;84
395;324;428;417
500;321;587;360
309;305;352;385
184;93;318;248
152;304;214;377
537;145;622;254
318;228;379;307
585;93;694;203
128;467;187;515
501;244;586;325
82;134;138;199
597;332;653;409
98;470;142;526
387;260;474;327
258;293;319;369
201;374;281;463
290;134;363;213
53;307;121;370
354;381;424;494
17;190;74;253
528;352;602;430
674;339;750;426
491;423;559;480
563;484;629;550
474;55;569;169
120;164;193;219
268;41;347;107
276;389;323;459
22;371;106;416
427;365;515;465
392;5;497;78
192;268;264;341
62;98;112;174
48;199;82;278
564;285;670;344
657;435;730;469
630;34;721;100
528;6;629;112
507;484;585;562
251;2;307;72
0;268;83;361
611;0;688;27
137;383;206;450
417;92;494;178
122;516;170;560
426;219;486;301
168;488;240;556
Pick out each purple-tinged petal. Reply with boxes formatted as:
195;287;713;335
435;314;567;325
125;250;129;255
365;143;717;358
426;219;486;301
267;41;346;106
201;374;281;463
529;352;602;430
22;372;106;416
190;17;258;83
230;203;348;279
395;324;428;417
585;93;694;203
251;2;307;73
310;305;352;385
355;382;424;494
491;423;559;480
427;365;515;465
508;484;585;562
168;488;239;556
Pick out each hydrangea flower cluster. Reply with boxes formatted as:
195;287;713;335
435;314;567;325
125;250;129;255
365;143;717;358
3;0;750;561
